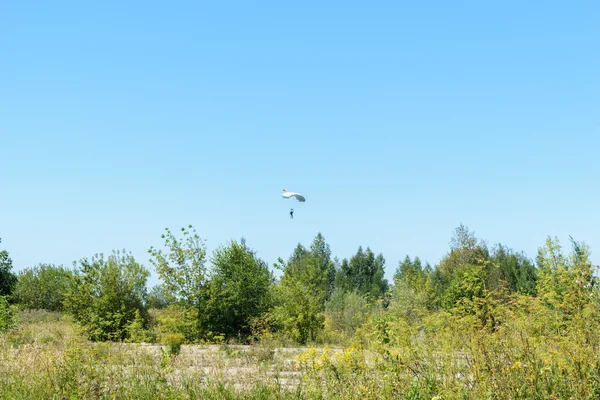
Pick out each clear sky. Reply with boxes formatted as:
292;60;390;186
1;1;599;286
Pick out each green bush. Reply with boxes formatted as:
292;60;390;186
149;304;202;343
13;264;74;311
64;250;149;341
0;295;16;332
324;289;371;338
162;333;185;356
205;239;274;340
126;309;151;343
0;241;17;297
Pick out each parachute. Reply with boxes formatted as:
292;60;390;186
281;188;305;202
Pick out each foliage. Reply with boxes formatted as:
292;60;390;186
309;232;336;299
146;283;174;309
427;224;491;310
205;238;273;340
490;244;537;295
0;239;17;297
148;225;207;309
283;233;334;306
126;309;151;343
0;296;17;332
295;286;600;399
271;234;335;344
335;246;389;300
148;304;202;343
162;332;185;356
535;236;600;342
272;270;325;344
13;264;74;311
64;250;149;341
1;228;600;398
148;225;207;341
324;289;371;338
0;313;302;399
391;256;430;321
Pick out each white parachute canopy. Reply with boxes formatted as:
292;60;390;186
281;188;305;202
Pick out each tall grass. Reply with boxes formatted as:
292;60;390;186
3;302;600;399
296;295;600;399
0;311;303;399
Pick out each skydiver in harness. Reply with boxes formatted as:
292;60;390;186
282;188;304;219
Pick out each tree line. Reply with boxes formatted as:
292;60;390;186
0;224;596;346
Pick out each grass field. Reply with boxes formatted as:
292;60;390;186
0;311;311;399
3;307;600;399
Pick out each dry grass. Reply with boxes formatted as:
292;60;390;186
0;312;324;399
5;305;600;399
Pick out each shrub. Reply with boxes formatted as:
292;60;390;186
162;333;185;356
13;264;74;311
64;250;149;341
0;296;16;332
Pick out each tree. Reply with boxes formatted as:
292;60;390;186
449;223;478;253
533;236;600;343
148;226;207;309
335;246;389;300
391;256;430;319
278;233;335;308
324;289;371;337
296;237;332;304
64;250;149;341
148;226;208;341
205;239;273;339
272;234;336;344
394;255;428;290
432;225;490;310
440;224;489;277
146;283;174;309
490;245;537;295
272;274;325;344
309;233;336;299
536;236;597;316
0;296;16;332
13;264;74;311
0;239;17;297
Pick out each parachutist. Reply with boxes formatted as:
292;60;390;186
282;188;303;220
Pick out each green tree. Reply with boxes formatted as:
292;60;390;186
533;236;600;343
13;264;74;311
536;236;597;317
272;275;324;344
393;255;429;290
309;233;336;299
205;239;273;339
490;244;537;295
440;224;490;277
0;296;16;332
391;256;430;319
324;289;371;337
0;239;17;297
432;224;491;309
335;246;389;300
272;235;335;344
148;226;208;341
64;250;149;341
148;226;207;309
146;283;174;309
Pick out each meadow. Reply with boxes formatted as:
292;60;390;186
1;226;600;399
2;302;600;400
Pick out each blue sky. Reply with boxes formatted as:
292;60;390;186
1;1;599;286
